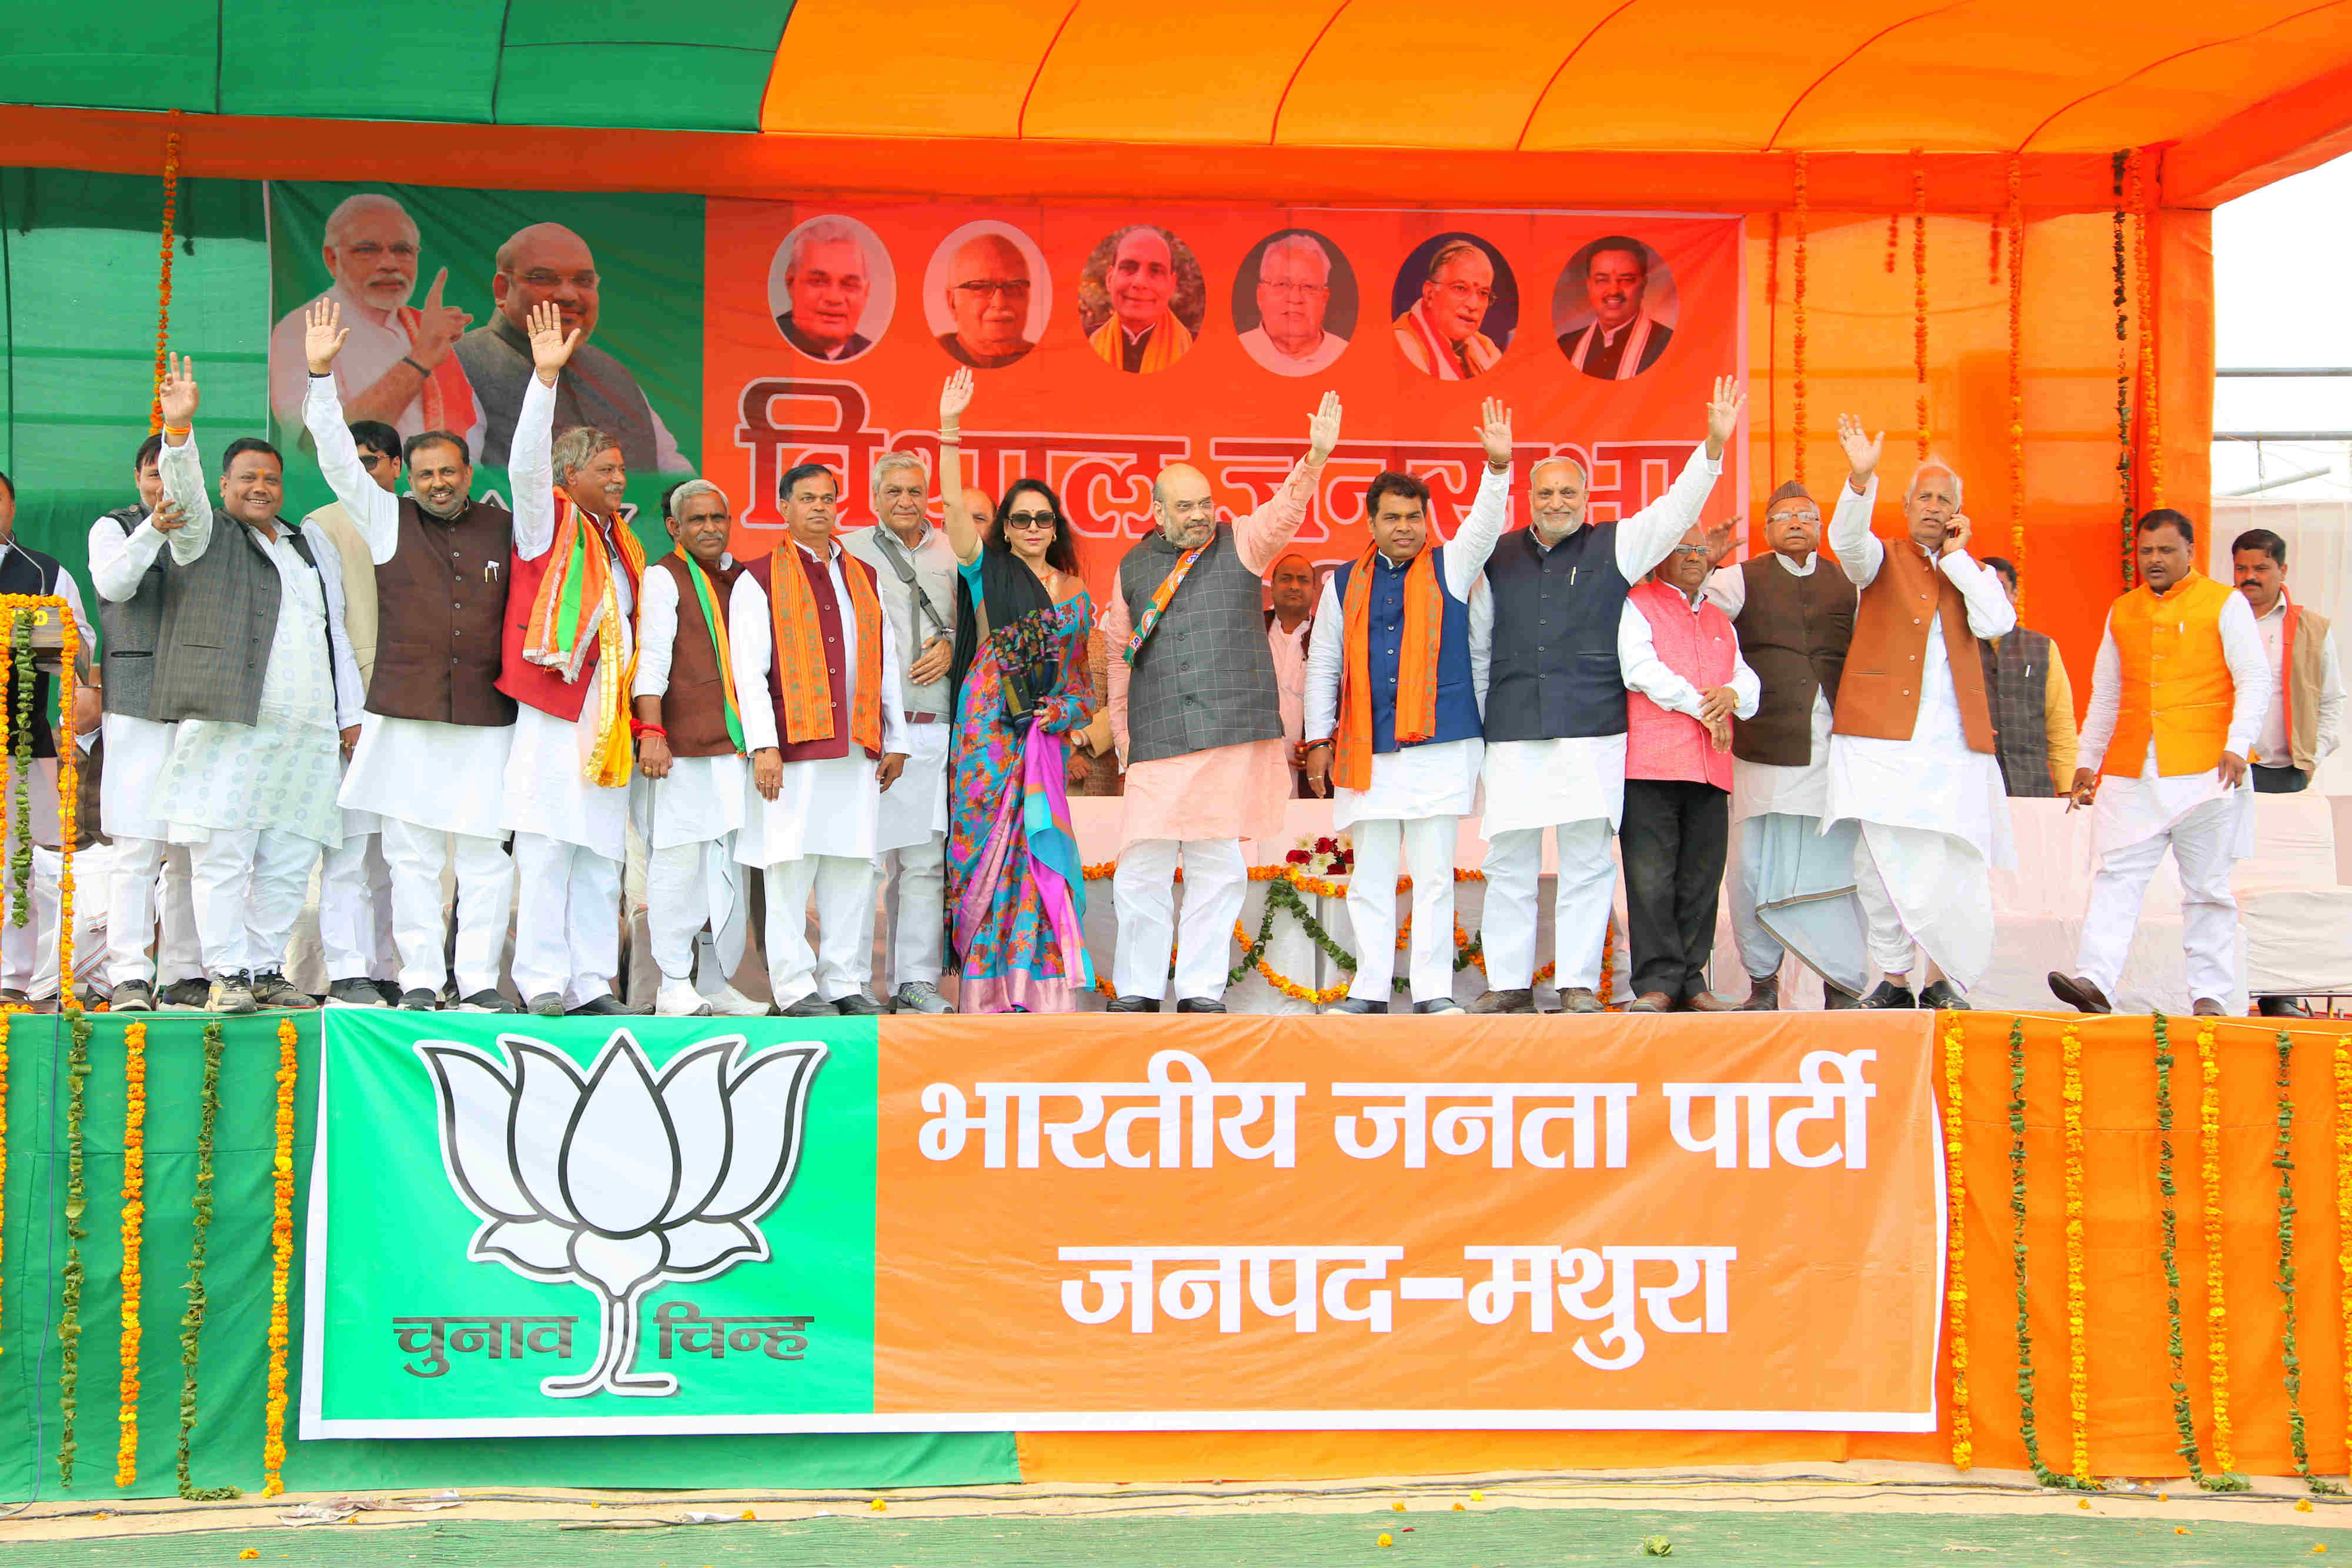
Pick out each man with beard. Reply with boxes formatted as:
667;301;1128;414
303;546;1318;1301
455;222;691;474
303;297;521;1012
937;232;1036;369
1557;239;1674;380
269;193;482;452
1088;226;1195;374
1241;233;1349;376
1394;239;1504;380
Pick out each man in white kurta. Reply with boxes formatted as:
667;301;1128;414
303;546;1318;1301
1822;419;2016;1008
1471;376;1740;1014
730;466;910;1016
0;520;96;1002
2050;511;2272;1017
842;452;957;1014
632;479;759;1018
1302;404;1511;1011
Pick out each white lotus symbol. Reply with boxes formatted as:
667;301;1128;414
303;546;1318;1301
418;1029;827;1399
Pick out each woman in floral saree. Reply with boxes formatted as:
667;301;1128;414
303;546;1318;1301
938;370;1100;1011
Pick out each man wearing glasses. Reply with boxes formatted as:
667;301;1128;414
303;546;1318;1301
1394;239;1504;380
937;233;1037;369
1241;233;1349;376
455;222;693;476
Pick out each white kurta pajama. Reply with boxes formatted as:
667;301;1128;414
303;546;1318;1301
632;559;749;991
1702;555;1870;995
305;374;517;1000
729;545;908;1009
1822;476;2016;991
1476;446;1723;995
2070;591;2271;1008
88;511;203;990
1304;464;1506;1005
157;433;366;981
497;376;636;1008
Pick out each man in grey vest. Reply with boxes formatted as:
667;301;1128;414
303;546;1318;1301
88;434;203;1010
152;353;365;1015
1093;391;1342;1012
1978;556;2078;798
844;450;958;1013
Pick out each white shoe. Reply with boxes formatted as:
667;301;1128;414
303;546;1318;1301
704;982;769;1017
656;978;713;1017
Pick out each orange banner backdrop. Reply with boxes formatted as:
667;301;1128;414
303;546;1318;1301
703;203;1743;594
877;1012;1939;1429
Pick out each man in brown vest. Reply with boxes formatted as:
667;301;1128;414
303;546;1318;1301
1702;480;1867;1009
1823;416;2016;1009
633;479;763;1018
303;298;519;1012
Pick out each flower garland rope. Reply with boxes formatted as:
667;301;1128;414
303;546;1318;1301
11;612;34;926
2111;151;2135;590
2004;153;2026;611
2128;147;2160;509
175;1020;241;1501
150;119;180;433
2196;1017;2240;1481
0;1014;8;1354
116;1021;148;1488
2009;1015;2093;1489
2334;1032;2352;1482
2060;1020;2092;1485
2273;1029;2342;1494
56;603;79;1002
262;1017;298;1496
1943;1016;1972;1469
1792;151;1810;489
2151;1014;2224;1487
1912;155;1930;461
56;1007;92;1486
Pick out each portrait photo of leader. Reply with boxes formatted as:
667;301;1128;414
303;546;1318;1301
1553;235;1679;380
1231;229;1356;377
1391;233;1517;381
1077;223;1207;375
924;220;1050;370
769;214;897;363
452;220;694;473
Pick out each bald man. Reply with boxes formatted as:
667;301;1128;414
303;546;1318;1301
938;233;1037;369
453;221;693;474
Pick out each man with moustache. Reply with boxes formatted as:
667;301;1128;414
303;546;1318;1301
1701;481;1867;1010
937;232;1036;369
1556;239;1674;380
1265;552;1319;795
268;193;483;452
634;480;766;1018
1240;233;1349;376
777;218;878;362
1088;226;1195;374
455;221;691;474
2231;528;2341;795
303;298;522;1013
1394;239;1504;381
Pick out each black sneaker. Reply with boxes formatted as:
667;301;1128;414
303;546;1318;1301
830;991;885;1017
161;977;212;1010
1325;997;1384;1014
455;989;518;1013
211;972;258;1015
111;979;156;1013
373;979;403;1006
526;992;565;1017
566;994;649;1017
1104;995;1160;1013
1174;997;1227;1014
397;988;440;1011
1859;979;1917;1009
250;970;315;1010
327;977;386;1008
1918;979;1972;1011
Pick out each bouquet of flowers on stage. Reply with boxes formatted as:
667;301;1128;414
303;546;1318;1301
1285;834;1354;878
417;1030;826;1399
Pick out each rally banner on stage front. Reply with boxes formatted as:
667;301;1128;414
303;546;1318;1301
303;1011;1940;1438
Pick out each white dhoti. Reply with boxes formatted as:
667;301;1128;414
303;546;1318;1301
2073;763;2254;1008
1111;838;1247;1003
504;705;630;1007
1853;822;1993;990
1730;812;1867;994
873;720;949;992
1335;738;1481;1006
1826;726;2011;993
1479;735;1625;994
343;711;516;1000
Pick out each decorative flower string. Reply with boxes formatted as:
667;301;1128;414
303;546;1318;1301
56;604;79;999
262;1017;299;1496
2129;148;2160;508
1988;208;2003;287
116;1021;147;1488
2151;1015;2223;1486
1944;1016;1971;1468
2010;1016;2093;1489
2334;1033;2352;1481
175;1020;240;1501
1885;212;1900;273
2111;151;2135;590
2196;1017;2240;1479
2061;1019;2092;1484
1913;156;1930;460
57;1007;92;1486
2004;154;2026;610
2273;1029;2341;1493
11;612;34;925
151;118;180;433
1792;152;1810;489
0;1014;8;1353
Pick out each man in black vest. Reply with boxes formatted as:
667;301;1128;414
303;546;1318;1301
1469;375;1741;1014
88;434;204;1010
1977;557;2079;798
303;298;522;1012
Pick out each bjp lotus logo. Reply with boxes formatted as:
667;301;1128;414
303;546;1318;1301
418;1030;827;1399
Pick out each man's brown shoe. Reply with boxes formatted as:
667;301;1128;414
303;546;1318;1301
2047;973;2112;1014
1736;975;1779;1012
1469;988;1535;1014
1556;987;1604;1014
1624;991;1672;1014
1681;991;1738;1012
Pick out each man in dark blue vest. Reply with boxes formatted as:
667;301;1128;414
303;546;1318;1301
1304;399;1515;1013
1469;375;1742;1014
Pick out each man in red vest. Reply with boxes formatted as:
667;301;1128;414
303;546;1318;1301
1619;522;1758;1010
2049;509;2271;1017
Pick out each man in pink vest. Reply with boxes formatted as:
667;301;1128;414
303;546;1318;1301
1619;521;1758;1011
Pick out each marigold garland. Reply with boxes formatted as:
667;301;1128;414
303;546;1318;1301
56;605;80;1001
2010;1016;2093;1489
115;1021;147;1488
1791;152;1810;489
2151;1015;2221;1486
2128;148;2160;509
0;1014;8;1355
151;119;180;433
1885;212;1900;273
1944;1017;1972;1468
57;1007;92;1486
2004;154;2026;612
10;613;34;925
2196;1017;2240;1480
2334;1032;2352;1482
2273;1030;2343;1494
2111;152;2136;590
175;1020;241;1501
262;1017;298;1496
1912;157;1930;461
1988;208;2003;287
2061;1020;2092;1484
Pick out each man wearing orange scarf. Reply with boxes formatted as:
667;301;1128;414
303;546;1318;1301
729;462;909;1017
2049;509;2272;1018
498;302;648;1018
1302;400;1515;1013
